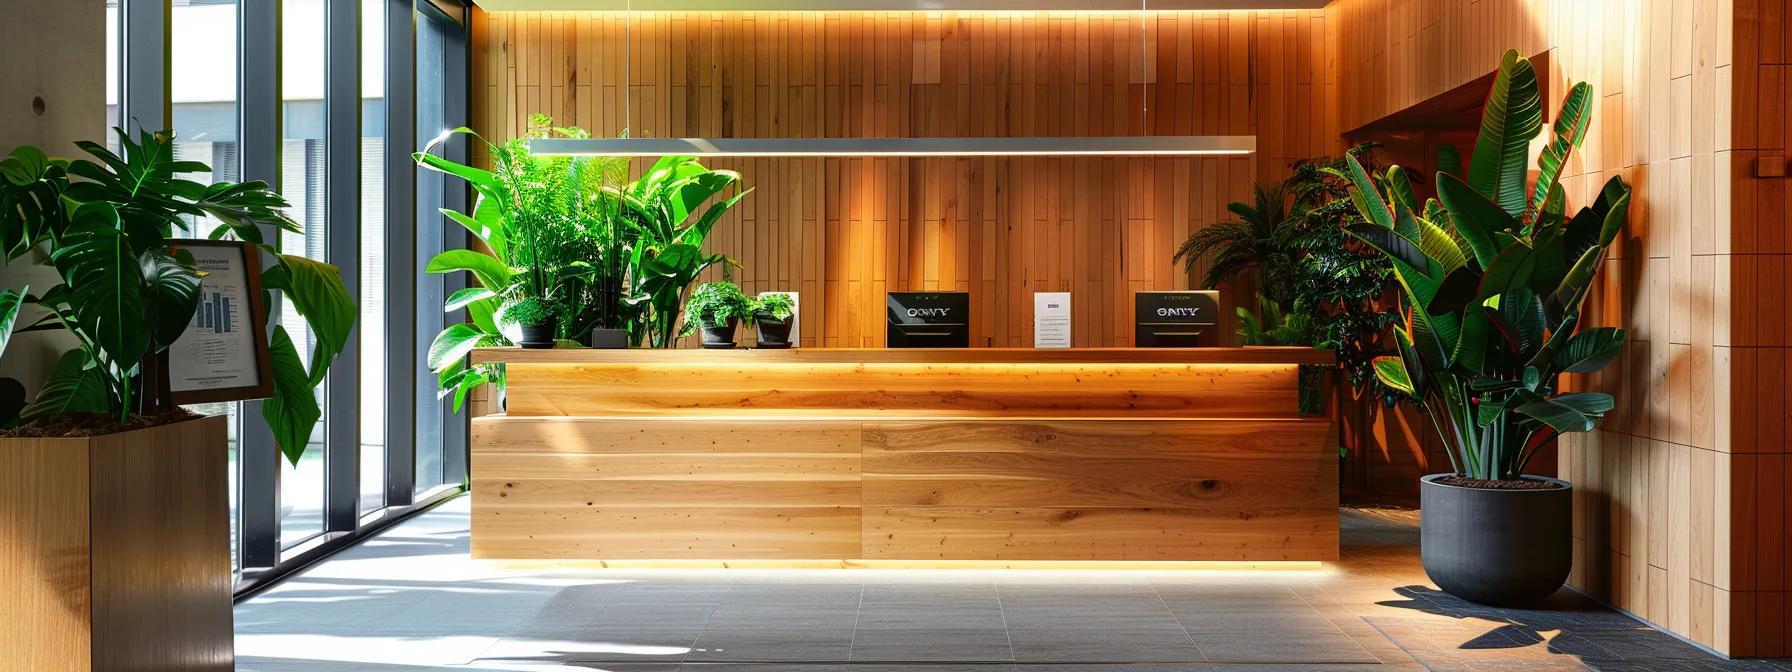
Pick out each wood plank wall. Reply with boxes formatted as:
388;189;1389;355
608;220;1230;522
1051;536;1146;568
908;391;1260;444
470;9;1340;348
1335;0;1786;657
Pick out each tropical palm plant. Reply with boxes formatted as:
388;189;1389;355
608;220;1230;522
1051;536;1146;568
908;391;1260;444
0;129;355;466
1235;293;1314;346
1349;49;1627;481
1172;183;1294;304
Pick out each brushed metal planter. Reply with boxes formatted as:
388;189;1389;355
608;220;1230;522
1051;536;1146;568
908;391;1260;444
1420;473;1573;606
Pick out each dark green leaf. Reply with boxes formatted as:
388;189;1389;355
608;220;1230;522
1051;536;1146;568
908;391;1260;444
1347;224;1430;274
19;350;109;421
0;287;25;362
1553;326;1627;373
1428;267;1482;316
1531;82;1594;216
1436;171;1511;267
1513;395;1596;433
275;254;357;384
0;377;25;427
263;326;321;468
49;202;150;371
1468;49;1544;217
141;248;202;348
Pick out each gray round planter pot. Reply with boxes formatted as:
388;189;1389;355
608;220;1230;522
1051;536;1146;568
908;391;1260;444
1420;473;1573;607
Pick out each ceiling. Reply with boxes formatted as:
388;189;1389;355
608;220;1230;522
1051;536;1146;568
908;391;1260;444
471;0;1329;11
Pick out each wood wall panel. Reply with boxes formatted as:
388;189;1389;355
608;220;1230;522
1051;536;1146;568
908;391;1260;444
1334;0;1784;657
470;9;1340;349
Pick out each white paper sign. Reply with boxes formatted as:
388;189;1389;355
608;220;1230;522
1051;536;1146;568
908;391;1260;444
170;244;262;394
759;291;799;347
1034;292;1071;348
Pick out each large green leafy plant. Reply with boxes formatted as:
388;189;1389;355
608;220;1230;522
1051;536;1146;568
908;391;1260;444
0;129;355;466
1351;50;1628;481
415;117;628;412
602;155;750;348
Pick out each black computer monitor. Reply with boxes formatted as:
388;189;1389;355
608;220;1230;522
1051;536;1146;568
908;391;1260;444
886;292;971;348
1134;290;1220;347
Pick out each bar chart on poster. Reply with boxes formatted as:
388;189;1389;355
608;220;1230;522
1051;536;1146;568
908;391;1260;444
167;241;272;402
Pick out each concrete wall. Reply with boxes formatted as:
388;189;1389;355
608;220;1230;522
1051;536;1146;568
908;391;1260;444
0;0;104;397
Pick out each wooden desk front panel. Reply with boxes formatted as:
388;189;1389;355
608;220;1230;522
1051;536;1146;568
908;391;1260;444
471;415;1336;562
862;419;1338;561
471;418;864;559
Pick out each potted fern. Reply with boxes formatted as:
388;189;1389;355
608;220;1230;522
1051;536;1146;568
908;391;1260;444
680;281;753;348
751;292;796;348
1347;50;1627;605
0;129;354;667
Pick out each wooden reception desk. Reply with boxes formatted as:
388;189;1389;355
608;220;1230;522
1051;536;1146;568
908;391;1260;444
468;347;1338;565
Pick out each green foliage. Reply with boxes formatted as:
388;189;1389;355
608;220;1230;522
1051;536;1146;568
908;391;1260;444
416;116;752;411
1172;184;1294;303
1353;49;1627;481
1236;294;1314;346
1173;145;1400;402
506;295;554;326
0;129;354;465
604;156;750;348
752;292;795;323
679;281;752;336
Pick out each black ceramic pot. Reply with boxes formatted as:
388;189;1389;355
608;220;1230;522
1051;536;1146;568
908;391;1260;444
1420;473;1573;606
519;317;558;349
699;319;739;349
755;319;792;348
589;328;629;349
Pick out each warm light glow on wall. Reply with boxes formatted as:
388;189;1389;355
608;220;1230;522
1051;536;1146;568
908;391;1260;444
530;136;1256;158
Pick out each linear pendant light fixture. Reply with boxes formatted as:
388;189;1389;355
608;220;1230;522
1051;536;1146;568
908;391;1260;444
529;135;1255;158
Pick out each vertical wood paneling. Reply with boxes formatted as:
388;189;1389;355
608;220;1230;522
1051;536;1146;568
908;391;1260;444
473;9;1338;348
1334;0;1778;657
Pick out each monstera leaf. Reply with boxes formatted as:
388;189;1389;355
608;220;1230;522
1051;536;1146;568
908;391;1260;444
265;254;357;384
19;350;109;421
141;248;202;348
49;202;151;371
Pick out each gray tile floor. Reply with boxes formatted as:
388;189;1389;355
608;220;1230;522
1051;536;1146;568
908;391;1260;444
235;496;1790;671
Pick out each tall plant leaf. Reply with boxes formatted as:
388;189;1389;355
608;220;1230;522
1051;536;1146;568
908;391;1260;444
1531;82;1594;216
271;254;357;383
1436;172;1512;267
49;202;151;372
1468;49;1544;217
263;326;321;467
1341;153;1393;229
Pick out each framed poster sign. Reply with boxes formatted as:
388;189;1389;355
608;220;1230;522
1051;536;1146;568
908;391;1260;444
167;240;275;404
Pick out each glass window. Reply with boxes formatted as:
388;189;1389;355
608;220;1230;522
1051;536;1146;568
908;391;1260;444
359;0;388;516
413;6;453;494
279;0;328;548
104;0;120;149
170;0;242;577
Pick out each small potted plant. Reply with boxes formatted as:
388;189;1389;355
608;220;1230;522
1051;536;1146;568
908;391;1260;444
508;296;558;349
680;281;753;348
751;292;796;348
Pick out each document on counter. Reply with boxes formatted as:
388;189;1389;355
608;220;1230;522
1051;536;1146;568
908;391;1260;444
1034;291;1071;348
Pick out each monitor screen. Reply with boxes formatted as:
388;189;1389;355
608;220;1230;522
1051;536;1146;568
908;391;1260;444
886;292;971;348
1134;290;1220;347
